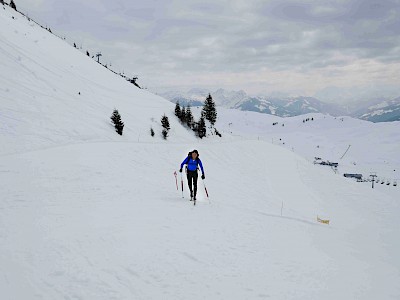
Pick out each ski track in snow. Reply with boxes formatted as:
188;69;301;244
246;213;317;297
1;142;399;300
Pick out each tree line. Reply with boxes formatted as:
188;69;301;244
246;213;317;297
174;93;219;138
2;0;17;10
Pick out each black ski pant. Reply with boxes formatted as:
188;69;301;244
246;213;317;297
187;170;198;197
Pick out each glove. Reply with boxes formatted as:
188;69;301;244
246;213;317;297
201;174;205;180
179;168;182;173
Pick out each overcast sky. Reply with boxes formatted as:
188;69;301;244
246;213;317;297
14;0;400;103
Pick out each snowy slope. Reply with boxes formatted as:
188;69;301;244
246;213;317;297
217;109;400;185
2;140;400;300
1;5;400;300
0;4;196;156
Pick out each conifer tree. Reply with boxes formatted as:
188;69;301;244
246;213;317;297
196;116;206;139
180;107;187;123
185;105;194;128
174;101;181;119
162;129;168;140
110;109;124;135
202;93;217;126
0;0;4;5
200;107;205;119
150;127;155;137
161;114;170;131
10;0;16;10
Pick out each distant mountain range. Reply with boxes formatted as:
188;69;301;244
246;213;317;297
353;97;400;122
159;88;400;122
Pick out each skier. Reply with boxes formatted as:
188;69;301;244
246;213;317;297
179;150;205;201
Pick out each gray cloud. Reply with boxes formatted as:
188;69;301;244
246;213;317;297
15;0;400;102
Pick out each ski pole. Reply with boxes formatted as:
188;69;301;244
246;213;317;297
202;179;210;203
181;172;184;198
174;171;178;190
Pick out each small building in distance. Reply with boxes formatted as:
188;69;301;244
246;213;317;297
343;173;363;181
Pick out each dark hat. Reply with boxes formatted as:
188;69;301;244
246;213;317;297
192;149;199;154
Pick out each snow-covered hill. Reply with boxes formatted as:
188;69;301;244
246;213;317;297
0;3;197;156
1;4;400;300
217;109;400;186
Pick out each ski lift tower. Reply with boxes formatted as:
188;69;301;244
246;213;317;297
131;76;138;83
370;172;377;189
96;52;102;63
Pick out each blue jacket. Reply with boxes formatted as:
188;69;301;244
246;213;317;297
181;157;204;174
